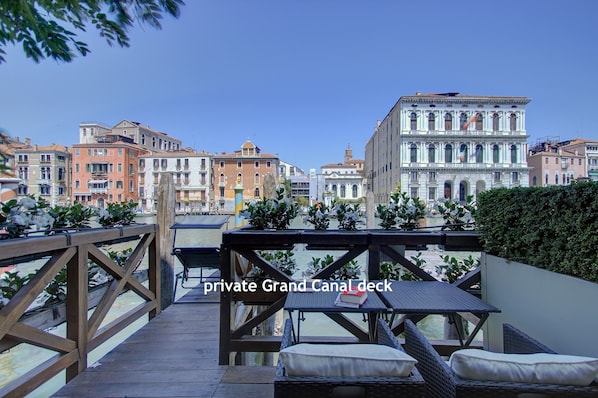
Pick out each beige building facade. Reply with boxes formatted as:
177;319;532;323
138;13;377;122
212;140;279;213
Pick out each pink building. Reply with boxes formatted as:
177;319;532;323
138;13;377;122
527;139;586;187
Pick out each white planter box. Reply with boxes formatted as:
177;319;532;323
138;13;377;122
482;253;598;357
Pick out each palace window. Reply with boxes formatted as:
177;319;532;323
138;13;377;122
254;188;260;198
493;145;500;163
510;113;517;131
492;113;499;131
340;185;346;198
410;112;417;131
475;145;484;163
429;187;436;200
510;145;518;164
428;144;436;163
475;113;483;130
352;184;358;198
428;113;435;131
445;144;453;163
459;144;468;163
410;144;418;163
444;113;453;130
459;113;468;130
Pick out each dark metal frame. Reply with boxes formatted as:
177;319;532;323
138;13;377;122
404;319;598;397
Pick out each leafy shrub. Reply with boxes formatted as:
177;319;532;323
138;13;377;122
476;182;598;283
241;187;298;230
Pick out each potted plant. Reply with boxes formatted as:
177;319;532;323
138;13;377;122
331;200;363;231
303;201;330;230
375;192;426;230
240;186;298;230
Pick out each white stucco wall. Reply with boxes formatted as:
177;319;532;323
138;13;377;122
481;253;598;357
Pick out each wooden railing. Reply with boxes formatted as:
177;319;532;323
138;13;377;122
218;229;481;365
0;224;160;398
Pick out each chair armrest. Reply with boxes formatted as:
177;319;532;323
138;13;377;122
404;319;457;398
503;324;557;354
376;318;403;351
280;318;293;350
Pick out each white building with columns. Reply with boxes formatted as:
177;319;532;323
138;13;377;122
365;92;531;207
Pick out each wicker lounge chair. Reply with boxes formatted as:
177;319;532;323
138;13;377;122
274;318;425;398
404;319;598;397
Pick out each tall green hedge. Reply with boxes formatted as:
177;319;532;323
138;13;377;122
476;181;598;284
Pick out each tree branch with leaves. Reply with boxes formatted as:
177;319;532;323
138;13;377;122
0;0;185;63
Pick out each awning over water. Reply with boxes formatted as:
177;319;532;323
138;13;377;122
170;215;231;230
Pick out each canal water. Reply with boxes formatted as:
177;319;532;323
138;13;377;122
1;214;468;397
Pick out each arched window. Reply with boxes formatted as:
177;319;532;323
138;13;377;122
254;188;260;197
340;185;346;198
460;113;468;130
545;174;549;185
493;145;500;163
475;144;484;163
428;113;436;130
410;144;418;163
459;144;468;163
254;173;260;184
532;176;537;186
428;144;436;163
555;174;559;185
445;144;453;163
219;173;225;184
237;173;243;184
444;181;452;199
492;113;499;131
332;184;337;195
510;113;517;131
510;145;518;164
444;113;453;130
475;113;483;130
410;112;417;131
352;184;358;198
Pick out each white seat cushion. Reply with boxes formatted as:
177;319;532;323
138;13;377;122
449;349;598;386
279;343;417;377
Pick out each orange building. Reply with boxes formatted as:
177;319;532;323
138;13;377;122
212;140;279;213
72;134;147;207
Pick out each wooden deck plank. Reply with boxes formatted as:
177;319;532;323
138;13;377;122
51;291;276;398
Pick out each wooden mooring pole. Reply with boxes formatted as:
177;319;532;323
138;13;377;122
157;172;176;309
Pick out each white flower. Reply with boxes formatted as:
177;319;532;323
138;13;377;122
19;197;37;210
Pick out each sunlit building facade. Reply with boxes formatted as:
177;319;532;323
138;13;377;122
365;92;531;207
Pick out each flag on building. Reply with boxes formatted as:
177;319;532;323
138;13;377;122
463;113;479;130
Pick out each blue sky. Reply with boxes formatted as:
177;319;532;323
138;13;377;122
1;0;597;172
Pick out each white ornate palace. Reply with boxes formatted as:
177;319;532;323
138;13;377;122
365;93;531;207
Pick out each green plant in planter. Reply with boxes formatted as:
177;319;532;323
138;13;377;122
331;201;362;231
303;201;330;230
376;192;426;230
0;271;33;309
0;195;54;238
437;195;476;231
380;253;426;280
240;187;298;230
96;201;138;227
48;202;95;230
247;250;297;280
435;254;479;284
303;254;361;280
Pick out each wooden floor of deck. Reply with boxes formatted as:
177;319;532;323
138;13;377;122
51;287;275;398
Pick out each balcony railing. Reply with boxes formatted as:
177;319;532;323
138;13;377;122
0;224;160;398
218;228;481;365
